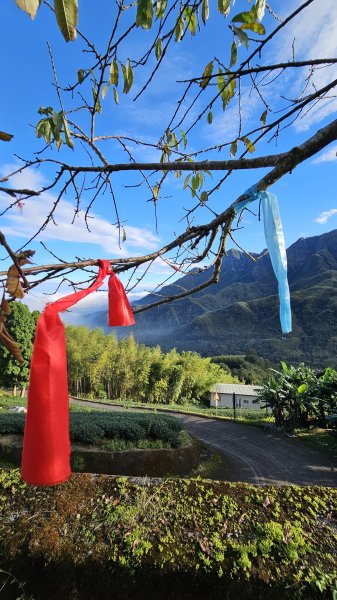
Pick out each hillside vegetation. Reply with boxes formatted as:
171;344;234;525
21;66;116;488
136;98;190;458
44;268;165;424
82;230;337;367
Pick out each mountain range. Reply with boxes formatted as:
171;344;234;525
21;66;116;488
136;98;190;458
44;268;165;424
82;229;337;367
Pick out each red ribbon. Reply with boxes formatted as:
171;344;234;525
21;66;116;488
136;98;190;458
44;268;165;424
21;261;134;486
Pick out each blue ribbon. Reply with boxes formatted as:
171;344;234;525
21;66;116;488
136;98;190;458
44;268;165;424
234;188;292;334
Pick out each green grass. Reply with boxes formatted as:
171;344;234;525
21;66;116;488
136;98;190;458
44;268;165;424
295;428;337;457
0;395;27;412
78;397;273;426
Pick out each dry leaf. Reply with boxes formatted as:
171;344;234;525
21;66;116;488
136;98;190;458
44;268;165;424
198;537;212;556
0;298;11;317
283;525;292;544
6;265;25;299
0;319;24;362
263;496;271;508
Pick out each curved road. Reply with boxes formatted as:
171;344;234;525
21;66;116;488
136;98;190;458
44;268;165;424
70;399;337;486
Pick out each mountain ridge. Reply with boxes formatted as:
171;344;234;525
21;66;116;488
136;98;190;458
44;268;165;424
81;229;337;367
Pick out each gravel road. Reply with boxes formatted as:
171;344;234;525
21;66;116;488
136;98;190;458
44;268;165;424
70;399;337;486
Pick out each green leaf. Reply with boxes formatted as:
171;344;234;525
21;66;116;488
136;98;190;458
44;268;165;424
217;69;224;93
110;60;119;86
221;77;236;109
136;0;153;30
297;383;308;394
0;131;13;142
122;228;127;242
155;38;162;61
218;0;230;16
241;21;265;34
184;7;197;35
281;361;288;373
92;87;102;113
232;10;256;24
260;109;267;126
174;170;182;179
200;61;214;89
153;185;159;200
113;87;119;105
202;0;209;25
242;136;255;153
160;150;167;163
15;0;41;19
121;60;134;94
77;69;85;84
52;110;63;133
175;16;184;41
38;106;54;116
183;174;191;190
156;0;167;19
207;111;213;124
254;0;266;21
102;84;110;100
54;0;78;42
232;25;249;48
230;40;237;67
200;191;208;203
230;140;238;157
62;114;74;149
180;129;187;149
171;133;179;149
36;119;51;144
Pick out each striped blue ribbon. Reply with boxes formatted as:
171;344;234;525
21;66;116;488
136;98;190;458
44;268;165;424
234;187;292;334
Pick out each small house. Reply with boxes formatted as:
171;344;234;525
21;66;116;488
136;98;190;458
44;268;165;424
210;383;263;410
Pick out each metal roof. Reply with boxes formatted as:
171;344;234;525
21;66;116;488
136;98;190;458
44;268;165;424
211;383;263;396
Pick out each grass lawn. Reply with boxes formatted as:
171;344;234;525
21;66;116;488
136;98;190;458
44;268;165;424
294;428;337;458
83;397;274;426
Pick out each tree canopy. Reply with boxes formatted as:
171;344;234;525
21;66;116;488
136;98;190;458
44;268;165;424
1;0;337;314
66;325;236;402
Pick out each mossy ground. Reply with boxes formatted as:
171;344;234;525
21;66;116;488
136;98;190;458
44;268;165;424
0;469;336;599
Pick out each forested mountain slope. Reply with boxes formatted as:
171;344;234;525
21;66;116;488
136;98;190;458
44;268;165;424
84;230;337;367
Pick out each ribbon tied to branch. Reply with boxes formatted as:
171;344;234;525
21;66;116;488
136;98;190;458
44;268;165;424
234;187;292;335
21;260;135;486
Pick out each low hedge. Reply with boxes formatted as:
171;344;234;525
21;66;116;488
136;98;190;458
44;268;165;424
0;411;183;447
0;470;336;599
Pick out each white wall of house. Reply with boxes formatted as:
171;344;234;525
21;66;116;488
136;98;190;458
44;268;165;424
210;392;260;409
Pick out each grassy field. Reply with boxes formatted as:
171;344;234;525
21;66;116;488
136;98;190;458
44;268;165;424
81;397;274;425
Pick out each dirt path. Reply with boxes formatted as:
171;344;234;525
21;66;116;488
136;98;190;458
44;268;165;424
70;399;337;486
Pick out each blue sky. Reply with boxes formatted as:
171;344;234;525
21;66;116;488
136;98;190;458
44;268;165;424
1;0;337;316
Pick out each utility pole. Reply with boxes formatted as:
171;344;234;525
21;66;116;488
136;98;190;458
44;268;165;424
233;392;236;420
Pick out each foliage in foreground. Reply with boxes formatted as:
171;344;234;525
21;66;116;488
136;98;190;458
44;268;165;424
0;303;38;390
0;470;336;599
0;410;183;448
260;363;337;430
66;326;236;404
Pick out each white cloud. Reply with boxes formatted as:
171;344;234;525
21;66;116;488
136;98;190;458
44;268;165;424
0;165;160;255
203;86;260;145
314;209;337;224
272;0;337;131
312;145;337;164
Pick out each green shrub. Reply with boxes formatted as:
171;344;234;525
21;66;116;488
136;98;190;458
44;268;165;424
0;413;25;434
0;410;183;447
